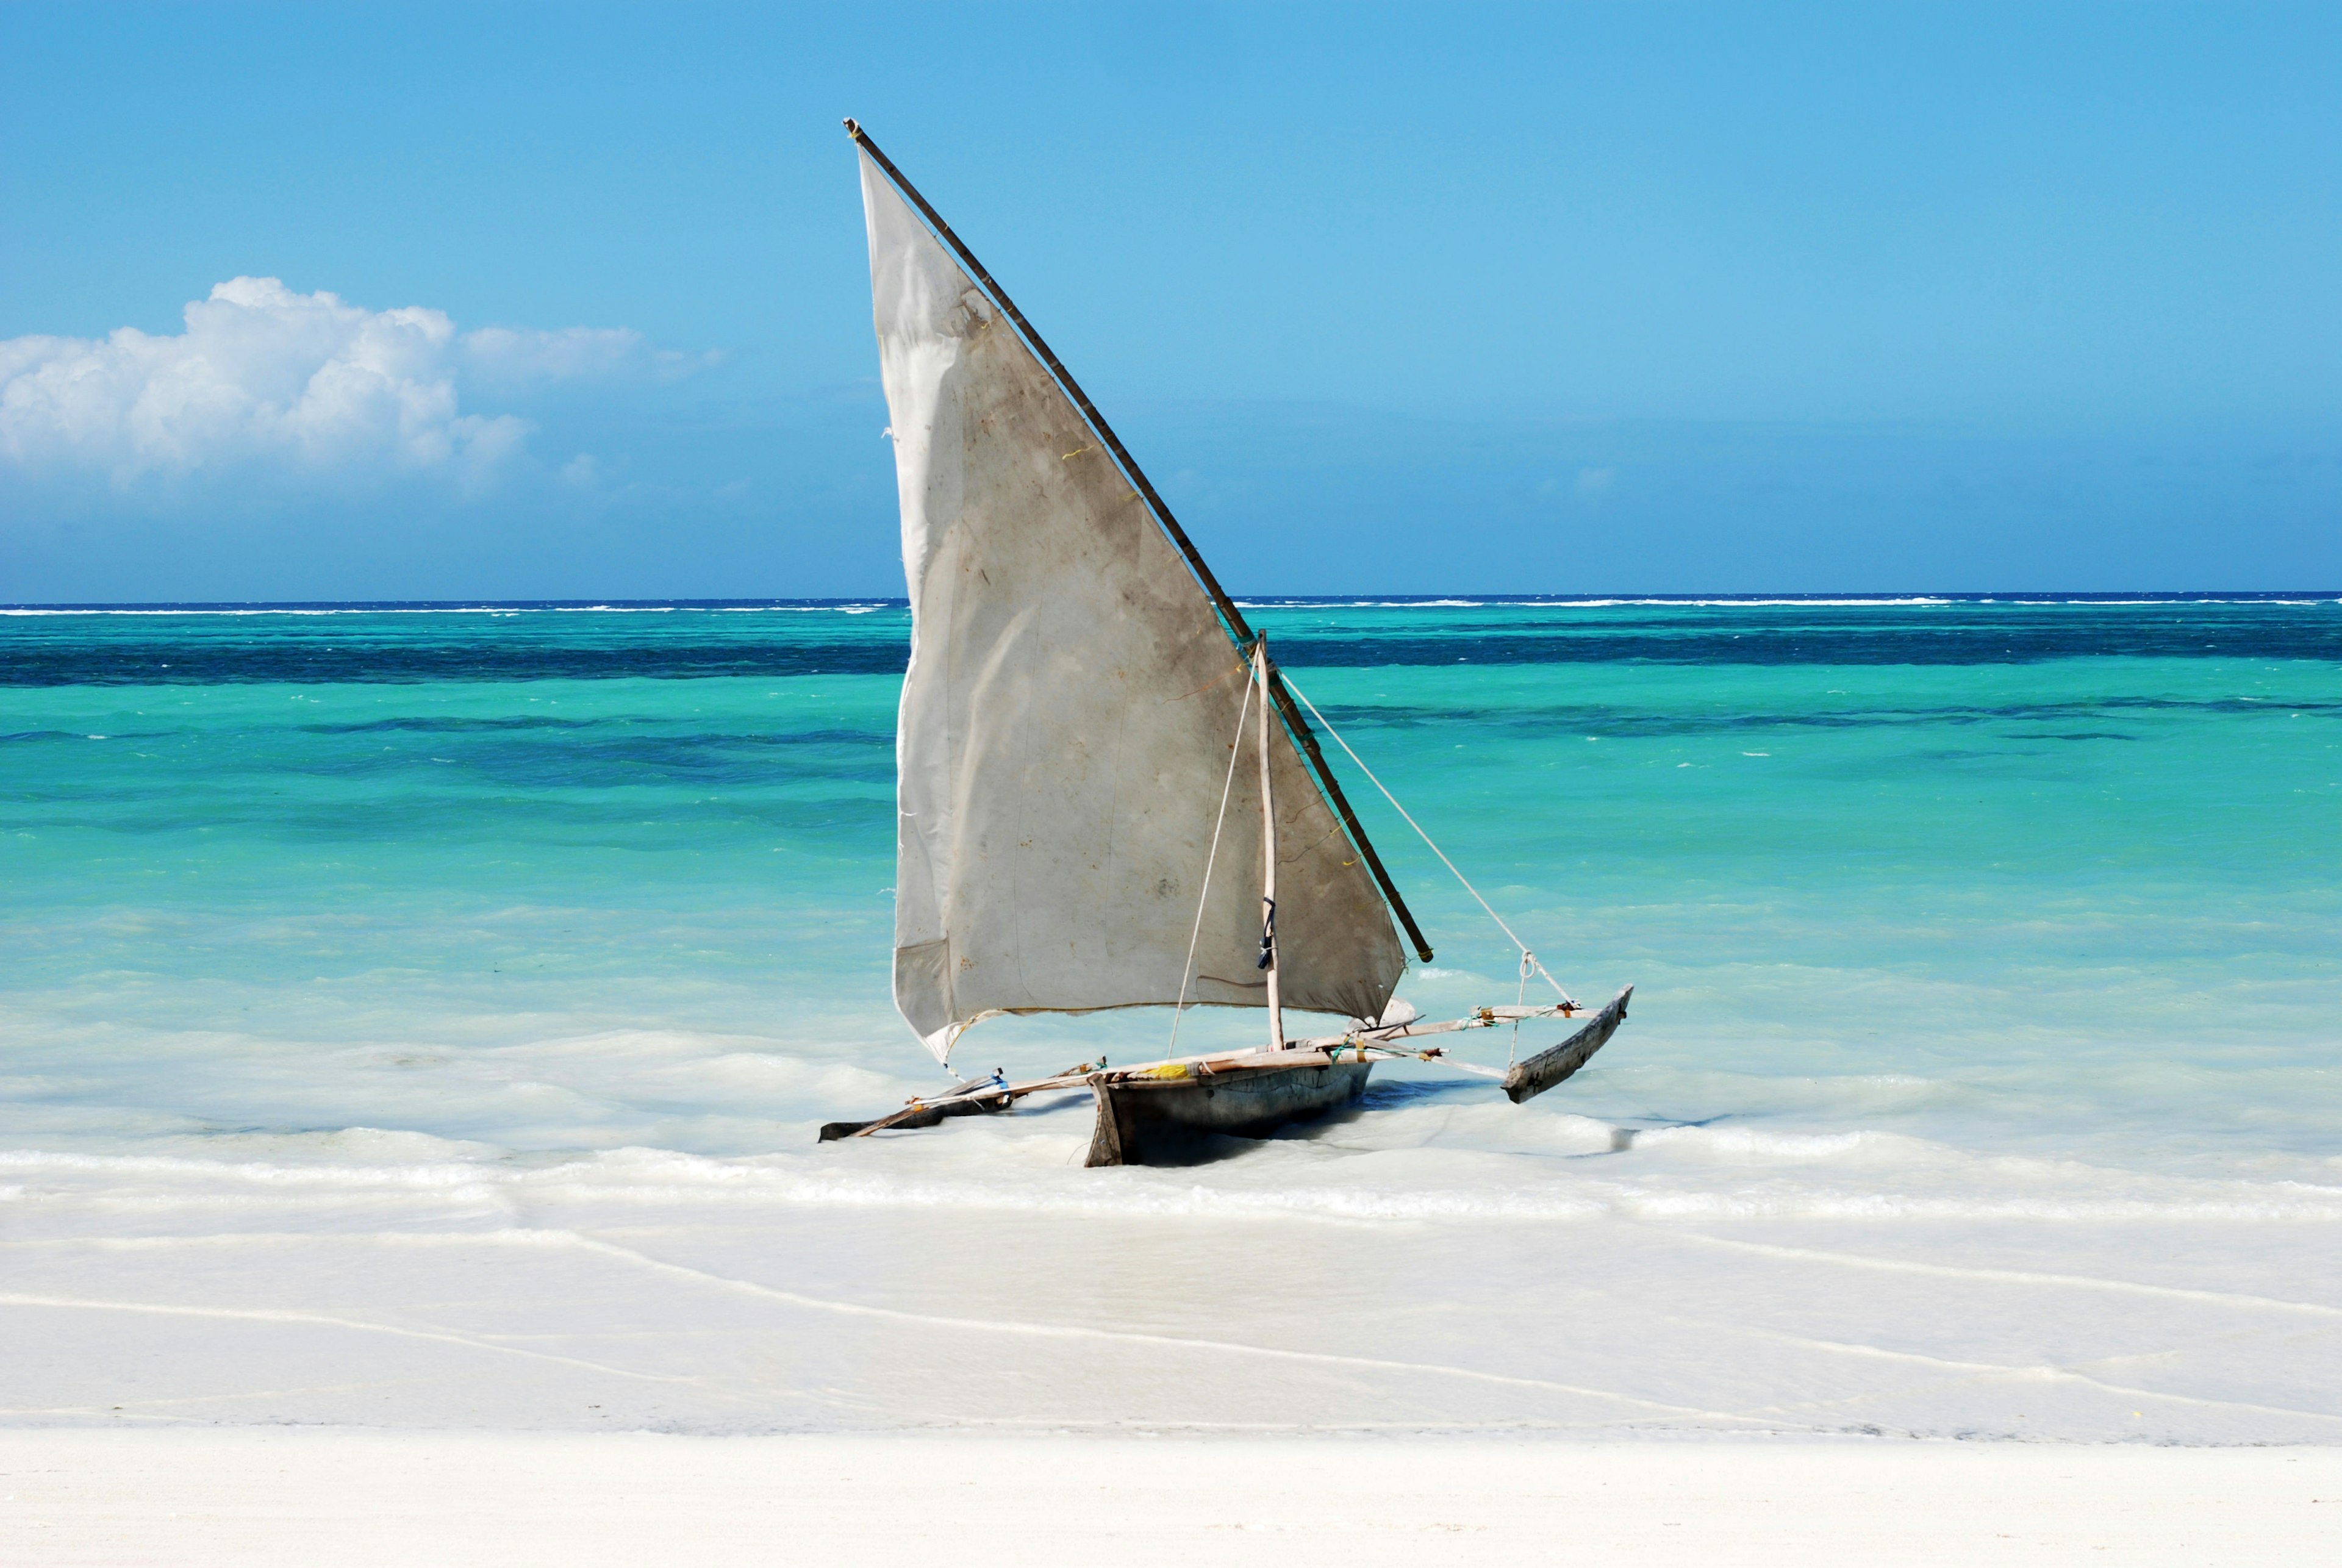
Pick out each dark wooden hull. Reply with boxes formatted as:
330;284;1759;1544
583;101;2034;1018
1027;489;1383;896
1084;1061;1373;1167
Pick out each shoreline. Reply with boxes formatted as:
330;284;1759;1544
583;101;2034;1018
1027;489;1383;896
7;1430;2335;1567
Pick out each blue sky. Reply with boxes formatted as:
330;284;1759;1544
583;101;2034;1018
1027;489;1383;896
3;2;2337;600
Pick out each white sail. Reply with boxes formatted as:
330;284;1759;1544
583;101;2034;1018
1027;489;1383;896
859;150;1406;1061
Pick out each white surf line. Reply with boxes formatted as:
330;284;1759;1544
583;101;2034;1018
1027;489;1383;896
1669;1233;2342;1322
1744;1370;2342;1430
0;1378;411;1422
0;1228;1772;1426
0;1294;699;1386
1674;1317;2342;1428
888;1414;1754;1436
546;1230;1780;1427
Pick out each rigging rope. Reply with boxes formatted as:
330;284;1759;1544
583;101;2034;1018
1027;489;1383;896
1280;673;1580;1010
1512;950;1533;1066
1167;667;1254;1052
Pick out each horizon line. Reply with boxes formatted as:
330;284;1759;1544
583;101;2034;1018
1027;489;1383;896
6;590;2341;615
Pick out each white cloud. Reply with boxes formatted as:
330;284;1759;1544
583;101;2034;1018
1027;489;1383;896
462;324;718;386
0;277;689;486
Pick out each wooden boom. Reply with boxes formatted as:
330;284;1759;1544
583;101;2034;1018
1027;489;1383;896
818;989;1632;1140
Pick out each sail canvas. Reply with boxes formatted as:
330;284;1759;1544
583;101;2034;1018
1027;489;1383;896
858;151;1406;1061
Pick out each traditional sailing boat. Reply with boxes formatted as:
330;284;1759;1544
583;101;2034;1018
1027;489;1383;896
823;121;1631;1165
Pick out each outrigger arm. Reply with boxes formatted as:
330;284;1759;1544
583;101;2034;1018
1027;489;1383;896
815;985;1632;1141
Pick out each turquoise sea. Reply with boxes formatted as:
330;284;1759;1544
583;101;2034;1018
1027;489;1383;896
5;595;2337;1178
5;595;2342;1439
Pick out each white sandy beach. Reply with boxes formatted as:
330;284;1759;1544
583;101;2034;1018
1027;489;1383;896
10;1136;2342;1564
8;1430;2338;1566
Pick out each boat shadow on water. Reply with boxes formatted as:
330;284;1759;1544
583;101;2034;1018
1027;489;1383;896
1256;1083;1740;1162
1095;1089;1738;1169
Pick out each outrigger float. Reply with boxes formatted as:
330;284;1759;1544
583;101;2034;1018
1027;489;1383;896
822;121;1632;1166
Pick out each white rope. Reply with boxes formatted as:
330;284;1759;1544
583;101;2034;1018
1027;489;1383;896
1168;667;1254;1051
1281;673;1579;1009
1511;950;1531;1066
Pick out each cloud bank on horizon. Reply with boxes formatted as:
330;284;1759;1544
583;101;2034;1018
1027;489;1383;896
0;277;707;490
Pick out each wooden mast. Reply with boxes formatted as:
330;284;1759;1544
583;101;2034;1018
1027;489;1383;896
1255;639;1284;1050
